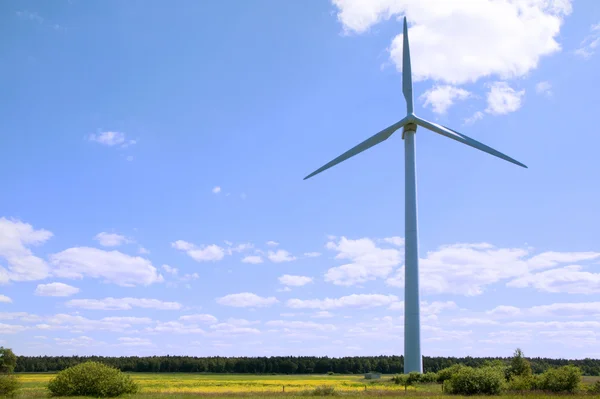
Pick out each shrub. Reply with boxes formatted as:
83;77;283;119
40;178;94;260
507;375;533;391
538;365;581;393
508;348;532;380
310;385;337;396
0;374;20;397
47;361;139;397
447;366;504;395
407;372;421;385
391;374;408;385
587;380;600;394
420;372;438;383
437;364;467;383
0;347;17;374
327;371;335;375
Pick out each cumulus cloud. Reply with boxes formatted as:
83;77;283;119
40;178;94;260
267;250;296;263
179;314;218;324
420;85;471;114
279;275;313;287
0;217;53;283
65;297;181;310
333;0;571;84
507;265;600;294
287;294;398;310
172;240;225;262
324;237;401;286
35;282;79;297
575;22;600;59
50;247;164;287
216;293;279;308
94;232;130;247
88;131;135;147
212;186;221;194
0;295;12;303
535;81;552;96
485;82;525;115
386;243;600;296
242;255;263;264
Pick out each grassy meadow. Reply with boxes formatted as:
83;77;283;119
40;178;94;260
10;372;600;398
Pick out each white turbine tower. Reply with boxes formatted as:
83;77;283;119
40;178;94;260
304;16;527;373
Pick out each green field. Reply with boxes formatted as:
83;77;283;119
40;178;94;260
11;373;600;398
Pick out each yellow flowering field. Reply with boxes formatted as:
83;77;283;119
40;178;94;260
16;372;411;396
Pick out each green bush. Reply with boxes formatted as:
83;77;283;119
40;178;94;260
538;365;581;393
391;374;408;385
587;380;600;394
47;361;139;397
507;375;533;391
437;364;467;383
310;385;336;396
0;374;21;397
0;347;17;374
447;366;504;395
407;372;421;384
420;372;438;383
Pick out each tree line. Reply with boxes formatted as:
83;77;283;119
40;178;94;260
14;355;600;376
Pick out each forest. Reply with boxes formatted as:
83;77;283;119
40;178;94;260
14;355;600;376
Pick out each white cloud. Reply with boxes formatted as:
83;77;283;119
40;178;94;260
267;250;296;263
385;243;600;296
138;246;150;255
278;275;313;287
535;81;552;96
118;337;153;346
324;237;401;286
216;293;279;308
0;295;12;303
507;265;600;294
287;294;398;310
575;22;600;59
464;111;484;125
66;297;181;310
383;237;404;247
312;311;334;319
162;265;178;275
486;305;522;317
88;131;135;147
35;282;79;297
209;322;261;335
420;85;471;114
266;320;336;332
0;323;27;334
55;335;103;347
242;255;263;264
148;321;205;334
212;186;222;194
266;241;279;247
50;247;164;287
333;0;571;85
179;314;218;324
94;232;130;247
304;252;322;257
172;240;225;262
0;217;53;283
485;82;525;115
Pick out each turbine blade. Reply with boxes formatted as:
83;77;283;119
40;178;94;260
415;116;527;168
304;118;408;180
402;16;413;115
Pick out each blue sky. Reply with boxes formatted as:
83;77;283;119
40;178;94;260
1;0;600;359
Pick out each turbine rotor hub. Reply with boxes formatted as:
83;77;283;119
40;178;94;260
402;122;418;139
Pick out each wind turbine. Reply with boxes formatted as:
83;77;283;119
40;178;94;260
303;16;527;373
